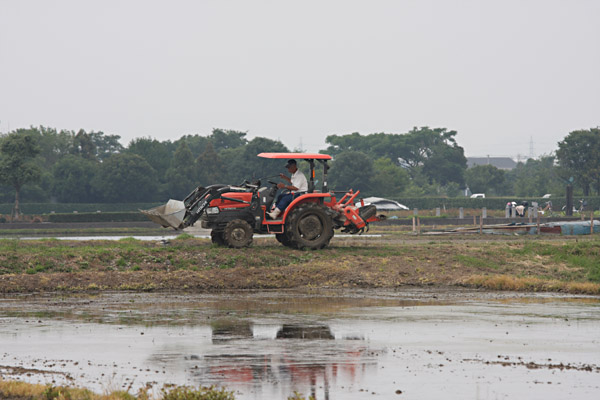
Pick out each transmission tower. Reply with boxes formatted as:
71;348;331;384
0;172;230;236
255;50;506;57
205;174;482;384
529;136;535;159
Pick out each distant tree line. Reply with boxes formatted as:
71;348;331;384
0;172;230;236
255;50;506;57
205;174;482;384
0;126;598;212
465;127;600;198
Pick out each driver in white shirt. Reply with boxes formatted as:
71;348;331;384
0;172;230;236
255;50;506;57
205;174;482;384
267;159;308;219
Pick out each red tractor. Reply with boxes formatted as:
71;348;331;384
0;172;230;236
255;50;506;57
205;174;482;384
142;153;385;249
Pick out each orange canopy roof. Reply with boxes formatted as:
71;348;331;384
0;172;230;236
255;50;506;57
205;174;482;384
257;152;332;160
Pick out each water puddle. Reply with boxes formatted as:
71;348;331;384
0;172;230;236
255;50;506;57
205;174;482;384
1;289;599;399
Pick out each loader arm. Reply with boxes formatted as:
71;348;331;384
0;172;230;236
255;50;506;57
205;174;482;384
141;184;252;230
182;184;251;228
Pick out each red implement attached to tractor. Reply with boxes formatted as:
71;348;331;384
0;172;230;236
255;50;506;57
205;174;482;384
142;153;385;249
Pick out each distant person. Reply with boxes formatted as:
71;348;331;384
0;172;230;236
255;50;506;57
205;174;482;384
515;201;528;217
515;205;525;217
267;159;308;219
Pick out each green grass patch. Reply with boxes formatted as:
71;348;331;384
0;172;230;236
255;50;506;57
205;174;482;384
1;234;600;294
515;239;600;282
454;254;500;270
174;233;195;240
0;380;236;400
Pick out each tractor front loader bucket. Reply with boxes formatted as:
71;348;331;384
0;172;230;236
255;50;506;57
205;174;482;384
140;199;186;230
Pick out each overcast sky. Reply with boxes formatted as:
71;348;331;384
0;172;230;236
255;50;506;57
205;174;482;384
1;0;598;158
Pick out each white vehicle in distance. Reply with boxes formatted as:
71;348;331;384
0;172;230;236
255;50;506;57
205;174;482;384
542;194;552;199
470;193;486;198
356;197;409;211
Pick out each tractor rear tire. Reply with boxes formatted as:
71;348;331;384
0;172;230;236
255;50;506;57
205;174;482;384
211;230;226;246
286;203;334;250
223;219;253;248
275;233;295;247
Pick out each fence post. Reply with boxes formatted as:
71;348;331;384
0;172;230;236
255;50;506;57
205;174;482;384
415;208;420;234
505;203;510;218
459;207;464;219
482;207;487;219
436;207;441;217
412;208;418;233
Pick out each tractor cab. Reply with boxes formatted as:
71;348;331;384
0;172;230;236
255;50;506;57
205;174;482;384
256;152;333;223
257;152;332;194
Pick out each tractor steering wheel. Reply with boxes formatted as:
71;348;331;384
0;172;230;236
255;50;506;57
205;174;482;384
268;179;289;194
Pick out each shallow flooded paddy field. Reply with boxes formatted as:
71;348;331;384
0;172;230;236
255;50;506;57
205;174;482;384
1;289;599;399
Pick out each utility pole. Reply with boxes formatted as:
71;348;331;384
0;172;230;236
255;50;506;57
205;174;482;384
566;183;573;216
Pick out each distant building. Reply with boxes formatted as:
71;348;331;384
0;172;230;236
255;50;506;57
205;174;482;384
467;157;517;170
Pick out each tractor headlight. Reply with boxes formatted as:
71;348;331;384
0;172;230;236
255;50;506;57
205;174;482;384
206;207;220;215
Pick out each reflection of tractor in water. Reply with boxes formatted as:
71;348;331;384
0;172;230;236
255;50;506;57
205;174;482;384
210;319;254;343
276;324;334;340
143;153;385;249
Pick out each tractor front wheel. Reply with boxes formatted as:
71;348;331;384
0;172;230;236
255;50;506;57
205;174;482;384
210;230;226;246
223;219;253;248
286;203;334;250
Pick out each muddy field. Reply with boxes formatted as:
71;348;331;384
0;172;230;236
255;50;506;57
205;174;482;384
1;290;599;399
0;225;599;295
1;225;599;399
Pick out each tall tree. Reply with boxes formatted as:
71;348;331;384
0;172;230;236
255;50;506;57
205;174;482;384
89;131;124;161
329;151;373;193
211;128;248;151
556;128;600;195
465;164;507;196
399;127;466;183
324;132;399;161
219;137;288;184
16;126;72;168
421;141;467;186
196;142;224;185
243;137;289;181
173;134;210;158
71;129;97;160
165;142;199;199
507;156;564;197
371;157;410;198
324;127;467;188
92;154;158;202
52;155;98;202
127;137;174;181
0;133;41;219
14;126;70;202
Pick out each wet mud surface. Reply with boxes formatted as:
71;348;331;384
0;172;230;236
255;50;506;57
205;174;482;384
3;233;599;295
1;289;599;399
